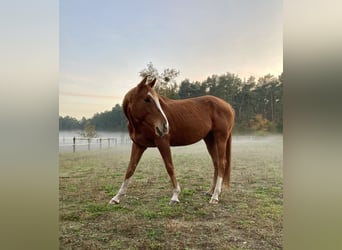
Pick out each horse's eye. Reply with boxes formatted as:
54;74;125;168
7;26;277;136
144;97;150;103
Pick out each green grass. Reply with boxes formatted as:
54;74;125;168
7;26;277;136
60;135;283;249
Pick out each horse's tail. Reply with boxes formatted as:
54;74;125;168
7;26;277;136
223;133;232;189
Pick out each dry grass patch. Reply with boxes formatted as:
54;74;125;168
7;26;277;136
60;135;283;249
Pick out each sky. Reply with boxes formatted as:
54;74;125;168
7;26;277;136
60;0;283;119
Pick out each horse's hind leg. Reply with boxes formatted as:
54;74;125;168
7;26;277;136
204;133;219;196
209;134;228;204
109;142;146;204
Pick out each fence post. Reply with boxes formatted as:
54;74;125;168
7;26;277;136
88;138;90;151
73;136;76;152
99;138;102;149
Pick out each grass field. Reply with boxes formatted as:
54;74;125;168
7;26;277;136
60;135;283;249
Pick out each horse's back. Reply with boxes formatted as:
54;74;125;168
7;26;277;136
179;95;234;122
162;95;234;146
198;95;234;112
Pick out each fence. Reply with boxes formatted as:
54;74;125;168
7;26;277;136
59;136;132;152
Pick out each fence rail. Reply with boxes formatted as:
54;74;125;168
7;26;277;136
59;136;131;152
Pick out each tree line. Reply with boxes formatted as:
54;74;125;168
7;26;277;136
60;71;283;134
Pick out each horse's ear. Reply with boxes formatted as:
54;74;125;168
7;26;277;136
148;78;157;88
138;75;148;87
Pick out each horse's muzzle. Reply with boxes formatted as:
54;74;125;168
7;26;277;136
155;122;169;137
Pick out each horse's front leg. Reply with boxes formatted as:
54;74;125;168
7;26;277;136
155;139;181;205
109;142;146;204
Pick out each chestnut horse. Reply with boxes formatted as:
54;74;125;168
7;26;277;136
109;76;235;205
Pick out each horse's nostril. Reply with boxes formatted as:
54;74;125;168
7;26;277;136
156;126;163;136
155;123;168;137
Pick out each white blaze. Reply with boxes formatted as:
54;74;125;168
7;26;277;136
147;92;169;133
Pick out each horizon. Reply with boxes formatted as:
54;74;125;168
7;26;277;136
60;70;283;120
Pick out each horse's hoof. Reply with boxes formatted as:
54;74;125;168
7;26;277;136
169;200;179;206
109;199;119;205
209;198;219;204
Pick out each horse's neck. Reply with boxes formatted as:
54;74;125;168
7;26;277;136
158;96;183;125
158;95;170;102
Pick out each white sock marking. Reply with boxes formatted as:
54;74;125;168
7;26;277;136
211;176;223;203
110;178;130;204
170;183;181;203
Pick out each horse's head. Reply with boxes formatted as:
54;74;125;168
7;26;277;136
123;76;169;137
